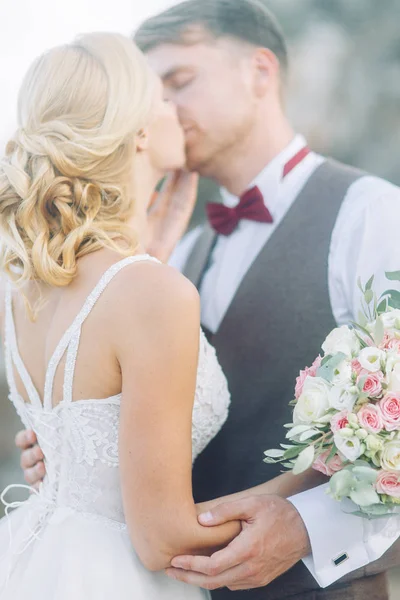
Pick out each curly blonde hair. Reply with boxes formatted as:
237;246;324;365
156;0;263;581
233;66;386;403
0;32;154;296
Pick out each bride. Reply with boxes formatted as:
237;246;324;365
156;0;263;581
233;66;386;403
0;32;322;599
0;32;237;599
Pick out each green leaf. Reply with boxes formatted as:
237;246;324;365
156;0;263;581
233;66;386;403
357;276;364;294
350;483;380;507
357;374;367;392
329;469;354;499
283;445;306;460
282;462;295;469
373;316;385;346
264;449;285;458
293;445;315;475
351;466;378;485
286;424;315;439
351;321;374;340
384;290;400;310
317;352;347;382
385;271;400;282
365;275;375;291
364;289;374;305
321;354;333;366
299;429;320;442
377;299;388;315
326;443;339;464
357;310;368;328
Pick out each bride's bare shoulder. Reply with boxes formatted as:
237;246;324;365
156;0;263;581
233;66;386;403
108;258;200;332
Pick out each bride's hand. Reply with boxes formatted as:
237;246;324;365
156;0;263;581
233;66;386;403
145;170;199;263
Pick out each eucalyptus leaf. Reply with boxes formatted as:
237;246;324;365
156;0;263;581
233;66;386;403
286;424;315;439
264;449;285;458
317;352;347;383
299;429;320;442
282;462;295;469
329;469;354;499
350;483;380;507
385;271;400;282
283;445;306;460
357;276;364;294
293;445;315;475
321;354;333;366
351;465;378;485
263;457;276;464
385;290;400;310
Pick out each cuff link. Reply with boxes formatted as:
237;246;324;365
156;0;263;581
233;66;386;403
332;552;349;567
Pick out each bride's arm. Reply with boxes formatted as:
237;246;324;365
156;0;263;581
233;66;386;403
113;262;240;572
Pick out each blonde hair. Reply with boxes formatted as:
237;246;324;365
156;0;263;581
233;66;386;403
0;32;154;300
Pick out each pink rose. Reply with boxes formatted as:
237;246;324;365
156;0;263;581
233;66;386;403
295;370;308;400
383;336;400;353
376;470;400;498
313;450;344;477
357;403;384;433
351;359;364;377
294;356;322;399
309;355;322;376
358;371;384;398
330;410;350;433
379;393;400;431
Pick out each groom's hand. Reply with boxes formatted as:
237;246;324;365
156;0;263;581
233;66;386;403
15;429;45;489
166;495;311;591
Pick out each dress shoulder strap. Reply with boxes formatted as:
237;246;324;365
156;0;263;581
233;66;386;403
43;254;160;409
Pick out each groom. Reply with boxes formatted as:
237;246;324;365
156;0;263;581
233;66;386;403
18;1;400;598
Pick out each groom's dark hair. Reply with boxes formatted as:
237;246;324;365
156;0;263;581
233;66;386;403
133;0;288;73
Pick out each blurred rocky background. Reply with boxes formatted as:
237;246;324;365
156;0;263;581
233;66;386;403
1;0;400;593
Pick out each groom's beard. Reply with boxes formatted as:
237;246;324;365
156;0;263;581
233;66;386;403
182;117;257;178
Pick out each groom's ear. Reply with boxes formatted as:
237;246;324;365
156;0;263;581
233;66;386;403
135;128;149;152
252;48;280;98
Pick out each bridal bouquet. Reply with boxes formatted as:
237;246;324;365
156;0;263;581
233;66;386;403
265;273;400;517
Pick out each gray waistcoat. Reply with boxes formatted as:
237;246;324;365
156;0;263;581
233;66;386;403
183;160;396;600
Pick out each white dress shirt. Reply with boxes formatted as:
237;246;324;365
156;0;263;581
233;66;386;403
169;134;400;587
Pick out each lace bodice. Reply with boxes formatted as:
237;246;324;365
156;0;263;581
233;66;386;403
3;255;230;528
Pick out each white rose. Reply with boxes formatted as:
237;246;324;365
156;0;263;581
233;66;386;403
329;385;358;412
387;362;400;392
293;376;330;425
381;309;400;330
381;441;400;471
331;360;352;386
334;432;363;462
322;326;360;359
358;347;385;373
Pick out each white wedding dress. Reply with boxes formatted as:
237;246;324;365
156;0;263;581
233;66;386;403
0;255;231;600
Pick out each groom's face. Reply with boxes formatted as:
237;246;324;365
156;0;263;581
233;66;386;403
146;37;258;176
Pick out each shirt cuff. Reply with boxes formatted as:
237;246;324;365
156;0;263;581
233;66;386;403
288;483;400;588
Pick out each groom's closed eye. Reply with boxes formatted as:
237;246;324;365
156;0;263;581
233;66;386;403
163;69;197;92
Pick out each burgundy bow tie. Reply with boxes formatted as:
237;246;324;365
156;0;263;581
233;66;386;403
206;145;310;236
206;186;272;236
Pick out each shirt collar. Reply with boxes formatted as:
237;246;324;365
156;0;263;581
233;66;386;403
220;134;308;210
